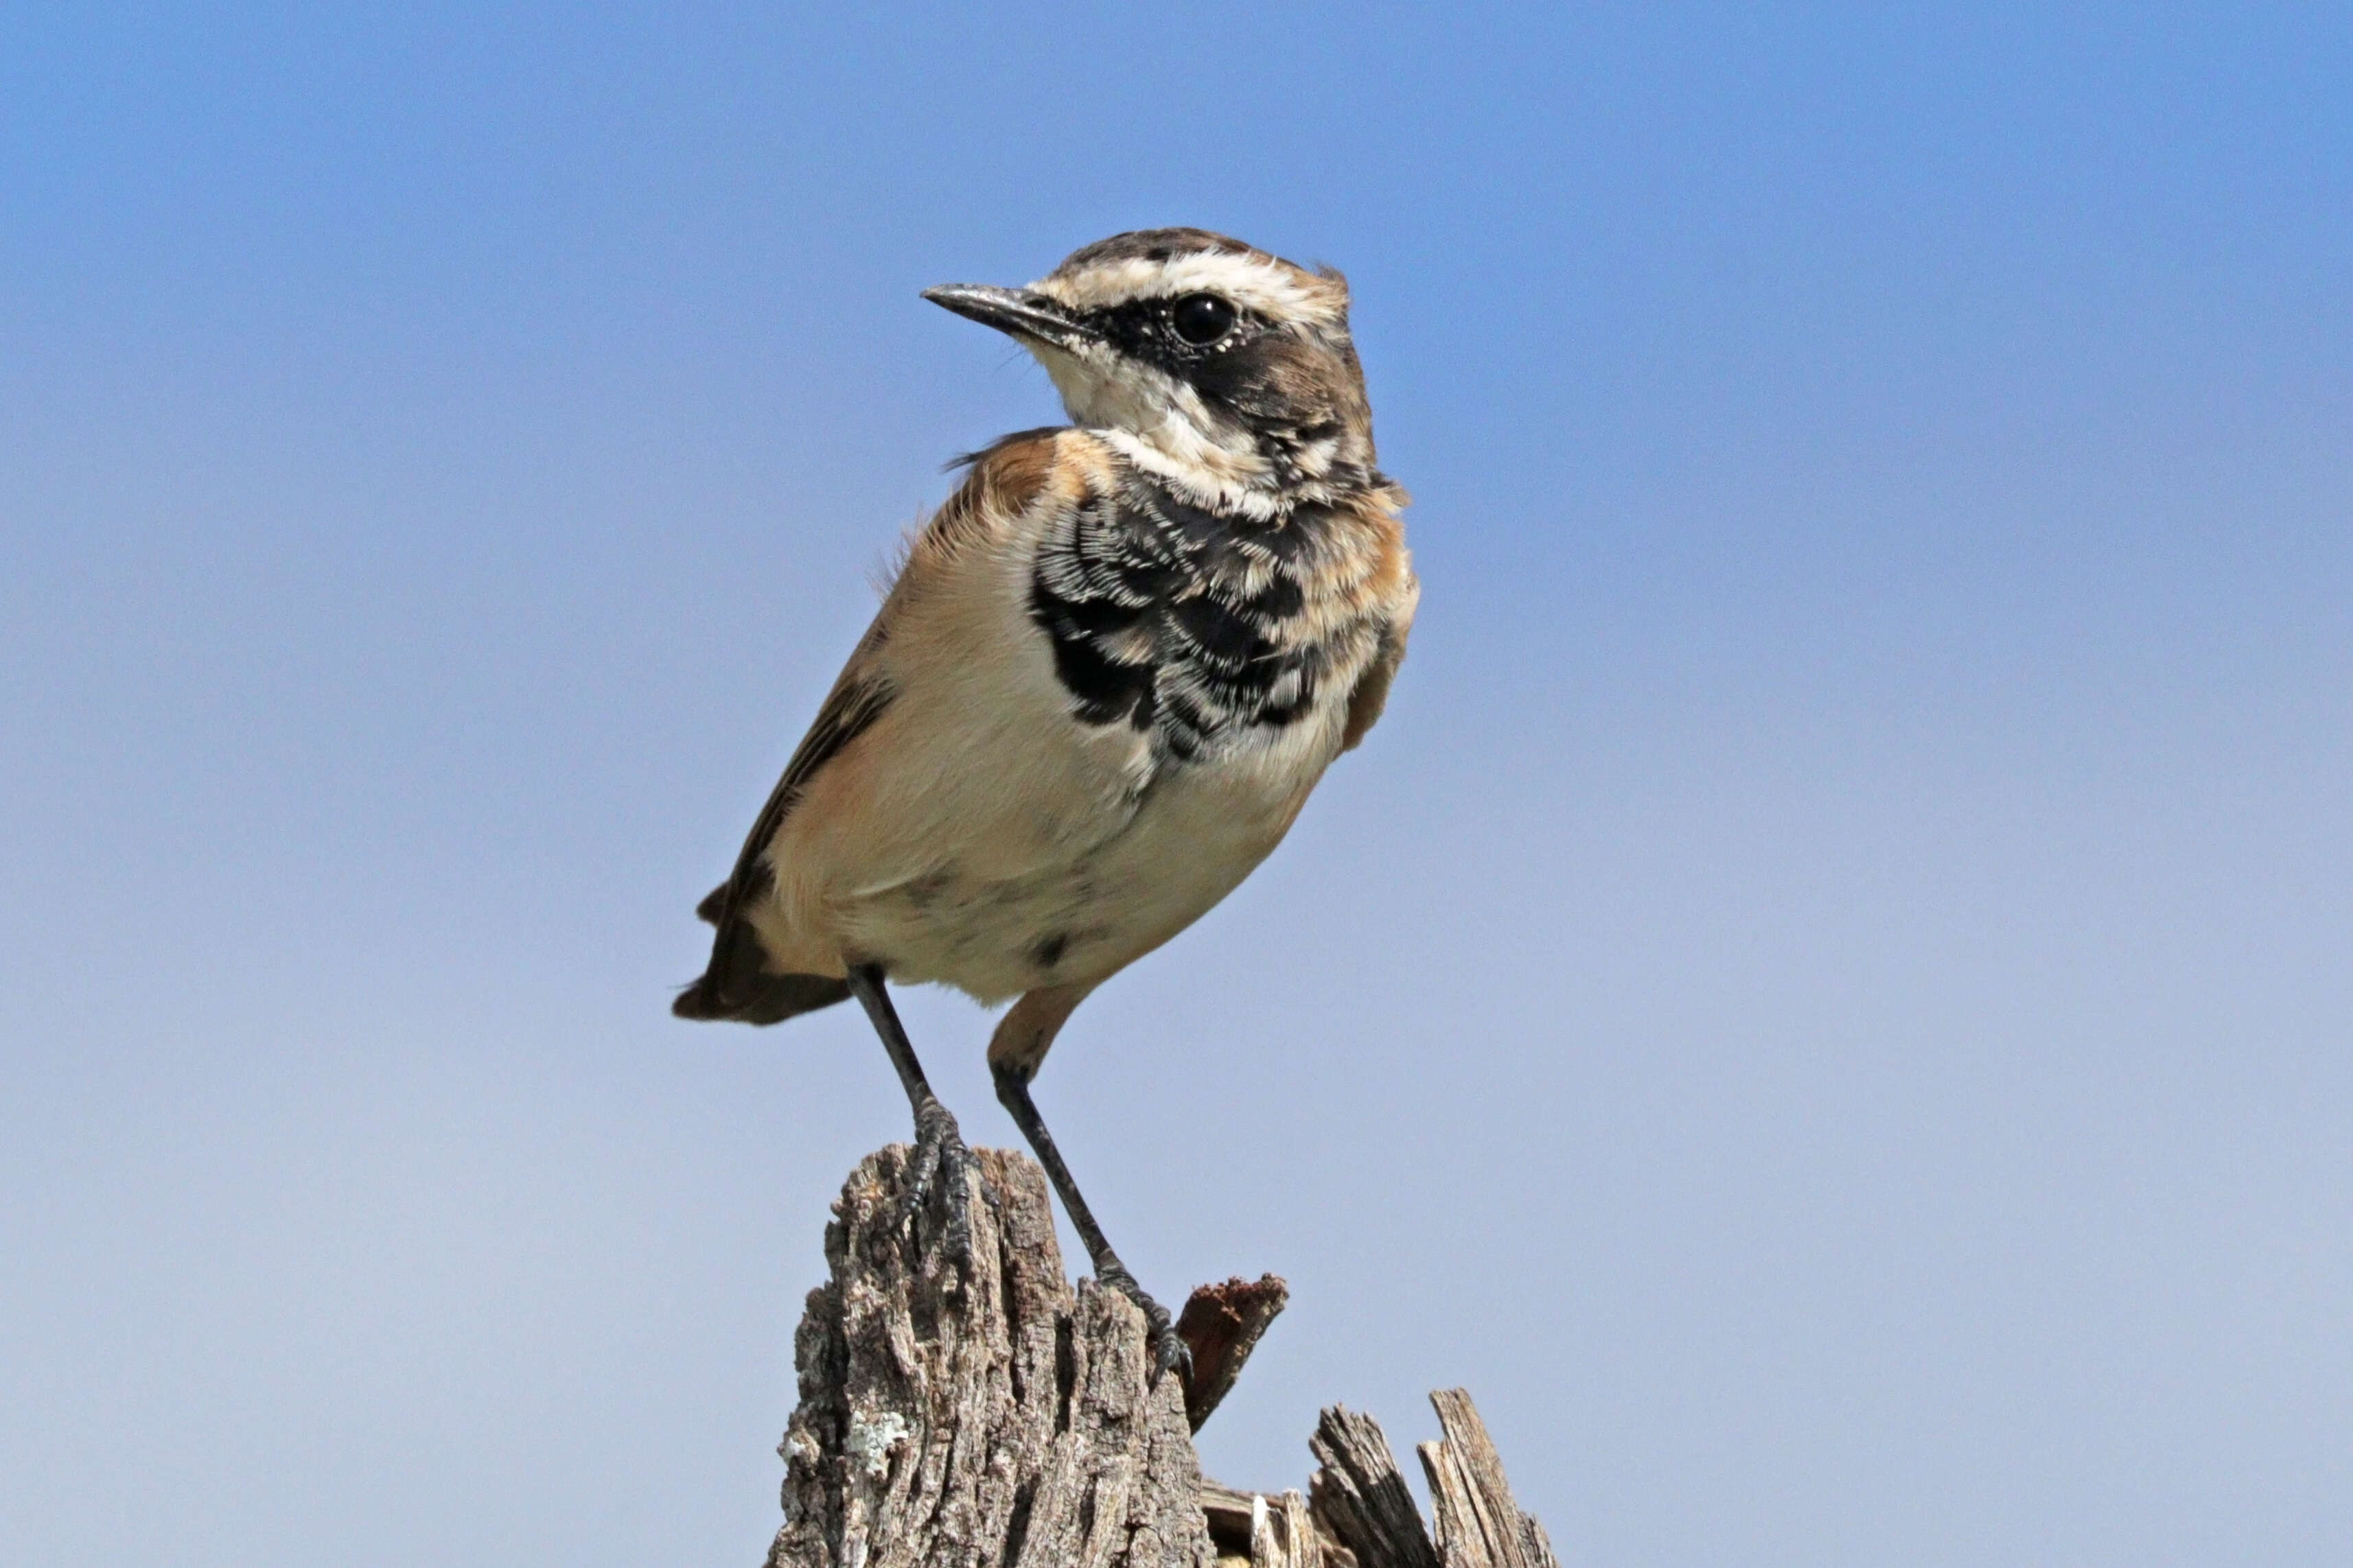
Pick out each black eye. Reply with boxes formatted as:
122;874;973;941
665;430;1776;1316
1170;293;1236;345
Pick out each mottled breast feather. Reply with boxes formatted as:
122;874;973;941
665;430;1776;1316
1028;461;1405;765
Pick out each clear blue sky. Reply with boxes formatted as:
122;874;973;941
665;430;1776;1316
5;5;2349;1564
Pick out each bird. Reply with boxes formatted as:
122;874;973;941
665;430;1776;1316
673;227;1417;1376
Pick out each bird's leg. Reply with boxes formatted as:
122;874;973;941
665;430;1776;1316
845;963;977;1250
992;1060;1190;1385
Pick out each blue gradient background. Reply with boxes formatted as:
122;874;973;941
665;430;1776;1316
5;5;2350;1565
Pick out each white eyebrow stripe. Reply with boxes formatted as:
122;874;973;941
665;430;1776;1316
1036;252;1347;326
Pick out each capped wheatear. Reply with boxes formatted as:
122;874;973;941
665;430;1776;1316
675;228;1417;1374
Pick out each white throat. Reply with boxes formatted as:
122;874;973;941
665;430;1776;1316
1032;343;1282;518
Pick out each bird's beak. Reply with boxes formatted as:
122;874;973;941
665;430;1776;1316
922;285;1100;351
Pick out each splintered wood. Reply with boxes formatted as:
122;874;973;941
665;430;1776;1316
1280;1399;1557;1568
770;1145;1557;1568
1173;1273;1290;1433
1415;1391;1561;1568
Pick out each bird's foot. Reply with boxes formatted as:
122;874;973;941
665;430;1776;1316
901;1098;982;1256
1096;1259;1192;1389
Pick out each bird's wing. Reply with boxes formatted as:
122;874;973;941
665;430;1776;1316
708;658;899;932
675;657;894;1020
679;429;1076;1016
703;429;1071;926
1340;563;1418;751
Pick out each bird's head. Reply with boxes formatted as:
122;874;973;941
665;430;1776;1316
925;228;1378;513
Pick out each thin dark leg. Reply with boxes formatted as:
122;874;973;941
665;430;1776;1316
846;963;975;1248
993;1062;1188;1384
845;961;942;1118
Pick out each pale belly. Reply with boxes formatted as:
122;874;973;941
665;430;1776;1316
835;731;1333;1003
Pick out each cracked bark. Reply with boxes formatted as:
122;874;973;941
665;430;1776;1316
768;1146;1556;1568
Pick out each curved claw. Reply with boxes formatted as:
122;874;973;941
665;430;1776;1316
901;1101;980;1259
1151;1321;1194;1388
1096;1261;1190;1389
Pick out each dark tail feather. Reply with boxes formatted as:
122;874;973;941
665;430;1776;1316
677;883;850;1024
673;970;851;1025
673;913;850;1025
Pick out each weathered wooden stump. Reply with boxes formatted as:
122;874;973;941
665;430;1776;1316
769;1145;1556;1568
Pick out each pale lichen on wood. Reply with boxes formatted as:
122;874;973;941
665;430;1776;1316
768;1146;1555;1568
